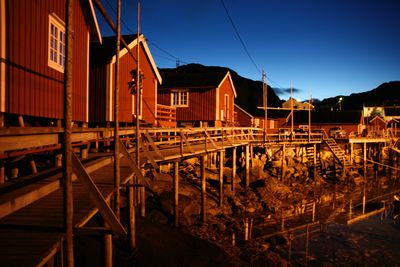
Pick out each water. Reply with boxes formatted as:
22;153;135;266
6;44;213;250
290;207;400;266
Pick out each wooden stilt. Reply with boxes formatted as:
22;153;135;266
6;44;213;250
363;142;367;214
244;218;249;241
281;144;286;183
29;157;37;174
55;154;62;168
0;113;4;127
104;232;112;267
173;161;179;226
128;178;136;249
201;155;206;223
350;142;354;165
140;167;146;217
313;144;317;180
219;150;224;206
81;145;88;159
231;147;236;192
0;160;5;183
11;166;18;179
245;145;250;188
18;115;25;127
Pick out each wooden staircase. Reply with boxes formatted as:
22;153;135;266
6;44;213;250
324;138;350;168
305;146;323;177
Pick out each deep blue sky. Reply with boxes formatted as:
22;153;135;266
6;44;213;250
96;0;400;101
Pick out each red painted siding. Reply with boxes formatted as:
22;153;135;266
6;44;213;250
158;88;216;122
235;105;252;127
218;74;235;123
5;0;90;122
90;39;158;124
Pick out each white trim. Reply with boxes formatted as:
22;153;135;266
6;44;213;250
217;71;237;98
86;32;90;122
87;0;102;43
106;63;113;121
224;93;230;121
216;86;219;120
234;104;254;118
154;79;157;124
110;35;162;84
0;0;6;112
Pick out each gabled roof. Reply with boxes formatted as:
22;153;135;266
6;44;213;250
234;104;253;118
90;34;162;83
291;110;363;124
81;0;102;43
160;71;227;89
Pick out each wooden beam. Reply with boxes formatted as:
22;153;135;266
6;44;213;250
201;155;206;223
173;161;179;226
219;150;224;206
119;140;145;183
71;153;127;236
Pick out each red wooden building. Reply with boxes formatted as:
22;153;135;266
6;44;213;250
89;34;162;126
0;0;101;126
234;104;253;127
158;70;237;127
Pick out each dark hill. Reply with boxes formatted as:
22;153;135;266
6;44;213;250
159;64;281;116
316;81;400;110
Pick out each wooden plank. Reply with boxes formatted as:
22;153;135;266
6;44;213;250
0;134;59;152
71;153;127;236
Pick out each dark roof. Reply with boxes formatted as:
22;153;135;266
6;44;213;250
291;110;362;124
385;107;400;117
265;109;291;119
159;71;227;89
90;34;138;65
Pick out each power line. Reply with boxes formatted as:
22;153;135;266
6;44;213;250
220;0;261;74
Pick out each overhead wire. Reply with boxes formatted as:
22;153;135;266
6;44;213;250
220;0;261;74
104;0;187;67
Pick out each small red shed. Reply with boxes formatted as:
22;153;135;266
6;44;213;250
158;69;237;127
0;0;101;125
89;34;162;126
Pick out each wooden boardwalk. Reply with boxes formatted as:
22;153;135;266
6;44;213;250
0;126;326;266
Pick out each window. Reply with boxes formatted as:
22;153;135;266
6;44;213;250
48;14;65;72
171;90;188;107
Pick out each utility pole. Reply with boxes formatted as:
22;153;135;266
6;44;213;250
114;0;121;220
262;70;267;142
63;0;74;265
290;81;294;133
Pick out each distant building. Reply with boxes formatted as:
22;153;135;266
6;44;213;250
282;98;314;110
234;104;253;127
158;70;237;127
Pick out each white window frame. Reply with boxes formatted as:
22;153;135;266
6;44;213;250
48;13;65;73
171;90;189;107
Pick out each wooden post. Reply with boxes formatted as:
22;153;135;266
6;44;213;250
55;154;62;168
363;142;367;214
231;147;236;192
305;224;309;263
244;218;249;241
201;155;206;223
174;161;179;226
113;0;121;221
281;144;286;183
219;150;224;206
313;144;317;180
140;168;146;217
104;228;112;267
312;201;316;222
63;0;74;265
349;198;352;220
128;178;136;249
29;157;37;174
249;217;253;240
81;145;89;159
350;142;354;165
245;145;250;188
18;115;24;127
0;160;5;184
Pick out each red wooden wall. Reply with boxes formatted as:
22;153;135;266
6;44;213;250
5;0;90;122
90;39;158;124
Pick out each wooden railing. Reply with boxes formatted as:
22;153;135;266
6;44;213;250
156;104;176;127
